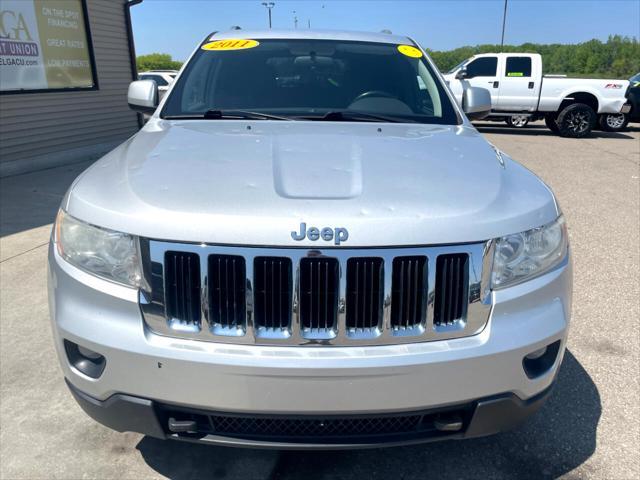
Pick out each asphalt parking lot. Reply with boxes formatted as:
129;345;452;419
1;122;638;479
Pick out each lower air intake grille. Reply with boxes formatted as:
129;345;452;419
208;255;246;330
210;414;423;438
391;256;427;329
346;257;384;330
158;404;474;444
254;257;292;330
299;257;339;332
165;251;201;326
434;254;469;326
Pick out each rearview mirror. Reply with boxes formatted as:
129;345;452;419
463;87;491;120
128;80;158;114
455;68;468;80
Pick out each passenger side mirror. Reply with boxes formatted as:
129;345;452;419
128;80;158;114
462;86;491;120
455;68;469;80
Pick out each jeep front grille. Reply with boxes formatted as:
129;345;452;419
140;242;493;346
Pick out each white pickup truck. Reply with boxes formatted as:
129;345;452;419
444;53;631;137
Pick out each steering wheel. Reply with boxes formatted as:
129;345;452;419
351;90;397;103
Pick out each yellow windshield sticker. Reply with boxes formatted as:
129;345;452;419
201;39;259;51
507;72;524;77
397;45;423;58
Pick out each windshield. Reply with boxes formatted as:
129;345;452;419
162;39;459;124
630;72;640;85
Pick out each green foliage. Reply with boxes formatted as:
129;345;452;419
428;35;640;78
136;53;183;72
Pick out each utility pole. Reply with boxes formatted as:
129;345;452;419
261;2;275;29
500;0;508;51
293;10;298;29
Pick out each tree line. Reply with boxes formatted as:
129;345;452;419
427;35;639;78
136;53;183;72
137;35;639;79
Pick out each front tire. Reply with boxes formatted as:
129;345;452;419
598;113;629;132
506;115;529;128
556;103;596;138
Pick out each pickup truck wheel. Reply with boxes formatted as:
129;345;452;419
506;115;529;128
599;113;629;132
544;114;560;133
557;103;596;138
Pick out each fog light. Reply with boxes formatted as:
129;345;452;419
522;340;561;379
64;340;106;379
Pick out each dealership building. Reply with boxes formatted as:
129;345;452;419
0;0;141;177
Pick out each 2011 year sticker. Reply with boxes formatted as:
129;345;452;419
397;45;423;58
201;39;260;51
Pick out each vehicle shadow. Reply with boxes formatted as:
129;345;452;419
136;350;600;480
0;160;90;238
474;123;634;140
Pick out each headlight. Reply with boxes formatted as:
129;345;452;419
55;210;143;288
492;216;568;289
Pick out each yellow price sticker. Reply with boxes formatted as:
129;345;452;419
201;39;260;51
397;45;423;58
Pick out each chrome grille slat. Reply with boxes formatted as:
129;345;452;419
346;257;383;335
254;257;292;337
208;255;246;335
390;256;427;332
164;251;201;332
434;253;469;327
140;242;492;346
299;257;338;338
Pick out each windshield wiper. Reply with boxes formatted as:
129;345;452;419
304;110;407;123
164;110;294;121
204;110;293;120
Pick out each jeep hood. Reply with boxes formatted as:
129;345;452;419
65;120;559;247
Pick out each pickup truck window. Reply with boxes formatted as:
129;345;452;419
162;39;459;124
465;57;497;78
140;74;169;86
505;57;532;78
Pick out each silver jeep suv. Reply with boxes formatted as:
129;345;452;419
48;30;571;449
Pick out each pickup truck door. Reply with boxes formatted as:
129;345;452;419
495;56;541;111
461;56;501;105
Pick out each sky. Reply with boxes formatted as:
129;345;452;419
131;0;640;61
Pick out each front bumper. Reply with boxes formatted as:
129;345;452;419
49;244;571;446
66;378;555;449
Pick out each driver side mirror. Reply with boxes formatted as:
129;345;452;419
463;86;491;120
128;80;158;114
455;68;469;80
